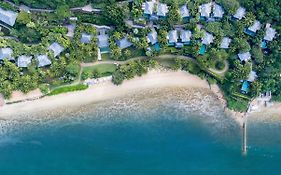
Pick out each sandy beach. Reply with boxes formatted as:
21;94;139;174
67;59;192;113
0;70;280;123
0;70;214;120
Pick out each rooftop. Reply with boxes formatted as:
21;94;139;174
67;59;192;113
202;32;214;45
168;30;178;43
199;3;212;18
213;4;224;18
180;4;190;18
264;24;277;41
248;71;257;82
157;3;168;17
0;47;14;60
143;1;154;15
17;55;32;68
180;30;192;43
97;34;109;48
147;29;158;45
36;55;51;67
80;33;93;44
220;37;232;49
66;24;76;38
0;7;18;26
233;7;246;20
48;42;65;57
238;52;251;62
248;20;261;33
116;37;133;49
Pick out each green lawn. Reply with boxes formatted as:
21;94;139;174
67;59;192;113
83;64;117;77
155;58;177;68
48;84;88;96
101;53;114;61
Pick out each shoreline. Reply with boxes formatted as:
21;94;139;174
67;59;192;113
0;70;213;118
0;70;279;123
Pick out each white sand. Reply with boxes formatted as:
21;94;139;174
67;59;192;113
0;70;212;120
5;89;43;103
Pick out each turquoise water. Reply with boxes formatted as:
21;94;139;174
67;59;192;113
0;103;281;174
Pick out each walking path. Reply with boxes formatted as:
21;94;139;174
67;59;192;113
4;0;101;13
208;60;229;75
80;54;192;67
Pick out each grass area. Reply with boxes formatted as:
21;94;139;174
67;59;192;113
155;58;176;68
83;64;117;77
101;53;113;61
226;96;249;112
48;84;88;96
128;47;145;58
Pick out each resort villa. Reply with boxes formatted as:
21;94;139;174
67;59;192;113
179;4;190;21
147;28;160;51
233;7;246;20
248;71;258;82
241;71;258;94
167;30;178;46
66;24;76;38
36;55;51;67
244;20;261;36
261;23;277;49
143;1;168;20
167;29;192;48
17;55;32;68
238;52;251;62
0;48;14;61
80;33;93;44
220;37;232;49
200;32;214;55
212;3;224;19
180;30;192;45
116;37;133;50
48;42;65;57
97;29;110;53
198;2;212;20
0;7;18;26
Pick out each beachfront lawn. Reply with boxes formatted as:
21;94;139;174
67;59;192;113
82;64;117;78
101;53;114;61
48;84;88;96
155;57;177;68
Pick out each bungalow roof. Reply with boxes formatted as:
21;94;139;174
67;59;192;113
17;55;32;68
180;5;190;18
233;7;246;20
220;37;232;49
199;3;212;18
238;52;251;62
0;48;14;60
157;3;168;17
248;20;261;33
36;55;51;67
180;30;192;43
202;32;214;45
0;7;18;26
48;42;65;57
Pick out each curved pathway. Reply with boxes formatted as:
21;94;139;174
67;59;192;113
80;54;192;67
208;60;229;76
4;0;101;13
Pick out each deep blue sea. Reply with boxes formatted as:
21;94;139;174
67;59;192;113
0;97;281;175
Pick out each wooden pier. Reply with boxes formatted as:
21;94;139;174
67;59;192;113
242;115;247;155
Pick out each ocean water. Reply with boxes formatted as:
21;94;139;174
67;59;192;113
0;88;281;175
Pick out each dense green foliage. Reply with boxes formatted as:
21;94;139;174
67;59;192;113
11;0;123;9
112;60;157;85
0;0;280;112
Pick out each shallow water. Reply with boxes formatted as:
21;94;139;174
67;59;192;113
0;88;280;175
